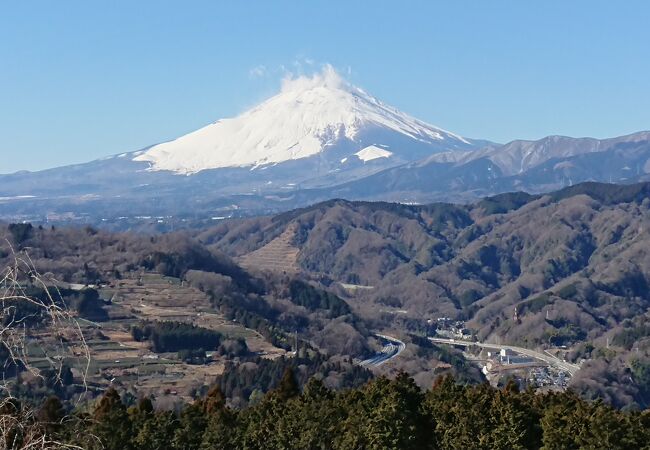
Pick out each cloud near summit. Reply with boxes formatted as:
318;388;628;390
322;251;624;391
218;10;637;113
280;64;350;93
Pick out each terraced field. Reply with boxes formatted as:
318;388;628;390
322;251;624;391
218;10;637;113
101;274;284;355
238;224;300;274
26;273;286;401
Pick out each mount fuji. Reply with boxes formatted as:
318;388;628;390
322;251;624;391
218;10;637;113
132;65;480;175
2;66;649;226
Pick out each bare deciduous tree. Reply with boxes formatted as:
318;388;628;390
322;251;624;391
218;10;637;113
0;247;91;449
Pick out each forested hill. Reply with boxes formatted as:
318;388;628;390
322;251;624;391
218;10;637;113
198;181;650;408
199;181;650;331
10;371;650;450
1;181;649;410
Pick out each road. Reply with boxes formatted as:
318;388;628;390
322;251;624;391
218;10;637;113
428;337;580;375
360;334;406;367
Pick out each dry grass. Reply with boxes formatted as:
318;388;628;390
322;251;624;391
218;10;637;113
238;224;300;274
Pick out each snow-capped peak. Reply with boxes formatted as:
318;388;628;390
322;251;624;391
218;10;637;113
134;65;473;174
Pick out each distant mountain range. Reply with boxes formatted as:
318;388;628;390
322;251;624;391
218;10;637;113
319;130;650;204
1;66;649;224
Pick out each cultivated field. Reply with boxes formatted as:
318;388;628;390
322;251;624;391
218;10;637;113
238;224;300;274
26;273;286;400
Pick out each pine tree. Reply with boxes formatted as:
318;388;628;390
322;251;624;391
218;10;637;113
276;367;300;401
427;379;491;449
248;388;264;406
302;377;333;402
340;373;433;450
128;396;155;448
238;397;281;449
489;389;541;449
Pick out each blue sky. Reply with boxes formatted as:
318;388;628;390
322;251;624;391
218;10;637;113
1;1;649;173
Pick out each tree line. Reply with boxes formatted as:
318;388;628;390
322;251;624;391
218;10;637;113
213;353;372;408
4;372;649;450
288;280;352;317
131;321;222;353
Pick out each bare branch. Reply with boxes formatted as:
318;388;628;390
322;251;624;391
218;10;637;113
0;245;92;449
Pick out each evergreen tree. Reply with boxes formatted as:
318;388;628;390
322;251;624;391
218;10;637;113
489;388;541;449
426;379;493;449
238;397;279;449
14;372;650;450
173;401;207;450
91;387;132;450
293;378;338;449
128;397;155;447
248;388;264;406
203;385;226;414
333;389;368;450
539;392;585;450
365;373;432;450
200;407;239;450
133;410;178;450
276;367;300;401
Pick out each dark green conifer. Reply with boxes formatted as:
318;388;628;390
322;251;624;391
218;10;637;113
276;367;300;401
91;387;132;450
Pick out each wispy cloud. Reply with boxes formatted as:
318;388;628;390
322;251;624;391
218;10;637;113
290;57;317;75
248;65;268;79
280;63;347;93
249;59;354;89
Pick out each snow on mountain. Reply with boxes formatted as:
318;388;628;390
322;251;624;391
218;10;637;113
134;65;472;174
456;136;607;176
446;131;650;176
355;145;393;162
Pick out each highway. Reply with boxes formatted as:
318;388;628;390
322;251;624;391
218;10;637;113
360;334;406;367
428;337;580;375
